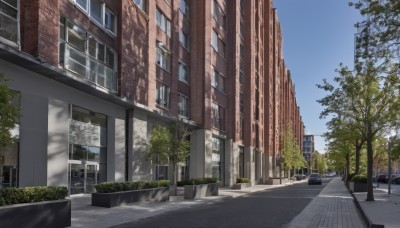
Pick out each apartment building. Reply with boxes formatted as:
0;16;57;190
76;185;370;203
0;0;303;194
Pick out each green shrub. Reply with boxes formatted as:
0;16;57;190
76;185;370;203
95;180;170;193
351;175;367;183
0;186;68;206
236;178;250;183
347;173;356;181
181;177;218;185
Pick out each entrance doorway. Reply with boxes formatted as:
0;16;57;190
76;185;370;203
68;160;99;195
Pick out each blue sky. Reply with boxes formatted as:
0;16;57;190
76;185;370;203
273;0;362;153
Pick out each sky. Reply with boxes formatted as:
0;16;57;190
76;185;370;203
273;0;362;153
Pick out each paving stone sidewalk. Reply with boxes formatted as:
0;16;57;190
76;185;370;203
287;177;366;228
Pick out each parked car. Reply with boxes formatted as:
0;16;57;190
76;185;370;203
377;174;388;183
390;174;399;183
392;176;400;184
308;173;322;185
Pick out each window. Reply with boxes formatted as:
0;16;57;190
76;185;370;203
105;8;115;33
76;0;88;11
240;44;244;58
212;30;218;51
211;68;225;93
179;61;189;83
212;137;224;182
59;16;117;92
90;0;102;24
156;82;170;109
156;43;171;71
134;0;146;11
211;30;225;58
179;94;189;117
211;102;224;130
179;30;189;50
70;0;116;34
180;0;189;18
239;146;244;178
0;0;19;45
212;0;225;30
156;8;171;37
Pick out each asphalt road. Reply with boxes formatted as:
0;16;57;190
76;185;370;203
114;178;332;228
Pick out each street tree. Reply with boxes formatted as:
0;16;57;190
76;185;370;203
145;121;190;195
317;63;400;201
0;73;19;149
281;124;304;179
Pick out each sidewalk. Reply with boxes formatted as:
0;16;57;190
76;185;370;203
353;189;400;228
69;180;304;228
287;177;365;228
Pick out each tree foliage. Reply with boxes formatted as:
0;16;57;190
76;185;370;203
0;73;19;149
281;124;306;178
350;0;400;64
145;121;190;195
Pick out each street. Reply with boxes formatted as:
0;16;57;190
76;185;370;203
114;179;332;228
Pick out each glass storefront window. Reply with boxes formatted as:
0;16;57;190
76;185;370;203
69;105;107;194
212;137;224;183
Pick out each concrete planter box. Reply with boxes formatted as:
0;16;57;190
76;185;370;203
267;178;288;185
184;183;218;199
92;187;169;208
0;199;71;228
232;182;252;190
349;182;367;192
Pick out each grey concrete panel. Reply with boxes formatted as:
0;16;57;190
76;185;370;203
244;146;255;182
131;109;152;181
224;139;238;187
189;129;206;179
19;92;48;187
114;118;126;182
107;117;116;182
47;98;69;186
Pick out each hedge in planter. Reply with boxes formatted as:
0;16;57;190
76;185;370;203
350;175;368;192
0;186;70;228
183;178;219;199
232;178;251;189
92;180;170;208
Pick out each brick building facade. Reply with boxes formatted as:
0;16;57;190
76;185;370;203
0;0;303;193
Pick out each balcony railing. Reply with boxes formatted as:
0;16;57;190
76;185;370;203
0;1;19;47
62;43;117;92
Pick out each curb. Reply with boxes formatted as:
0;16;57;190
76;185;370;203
349;191;384;228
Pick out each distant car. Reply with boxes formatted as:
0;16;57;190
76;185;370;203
293;174;306;181
308;173;322;185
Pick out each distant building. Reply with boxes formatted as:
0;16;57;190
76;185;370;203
303;135;314;174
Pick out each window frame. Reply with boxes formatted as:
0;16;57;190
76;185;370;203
70;0;117;35
156;82;170;109
59;16;118;92
211;67;225;93
178;94;189;118
179;61;189;83
156;8;171;38
156;42;171;72
211;102;225;131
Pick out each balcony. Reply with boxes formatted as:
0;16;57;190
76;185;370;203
0;1;19;48
61;43;117;93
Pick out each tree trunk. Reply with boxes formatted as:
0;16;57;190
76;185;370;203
346;152;350;184
172;163;177;196
366;126;374;201
355;143;362;175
